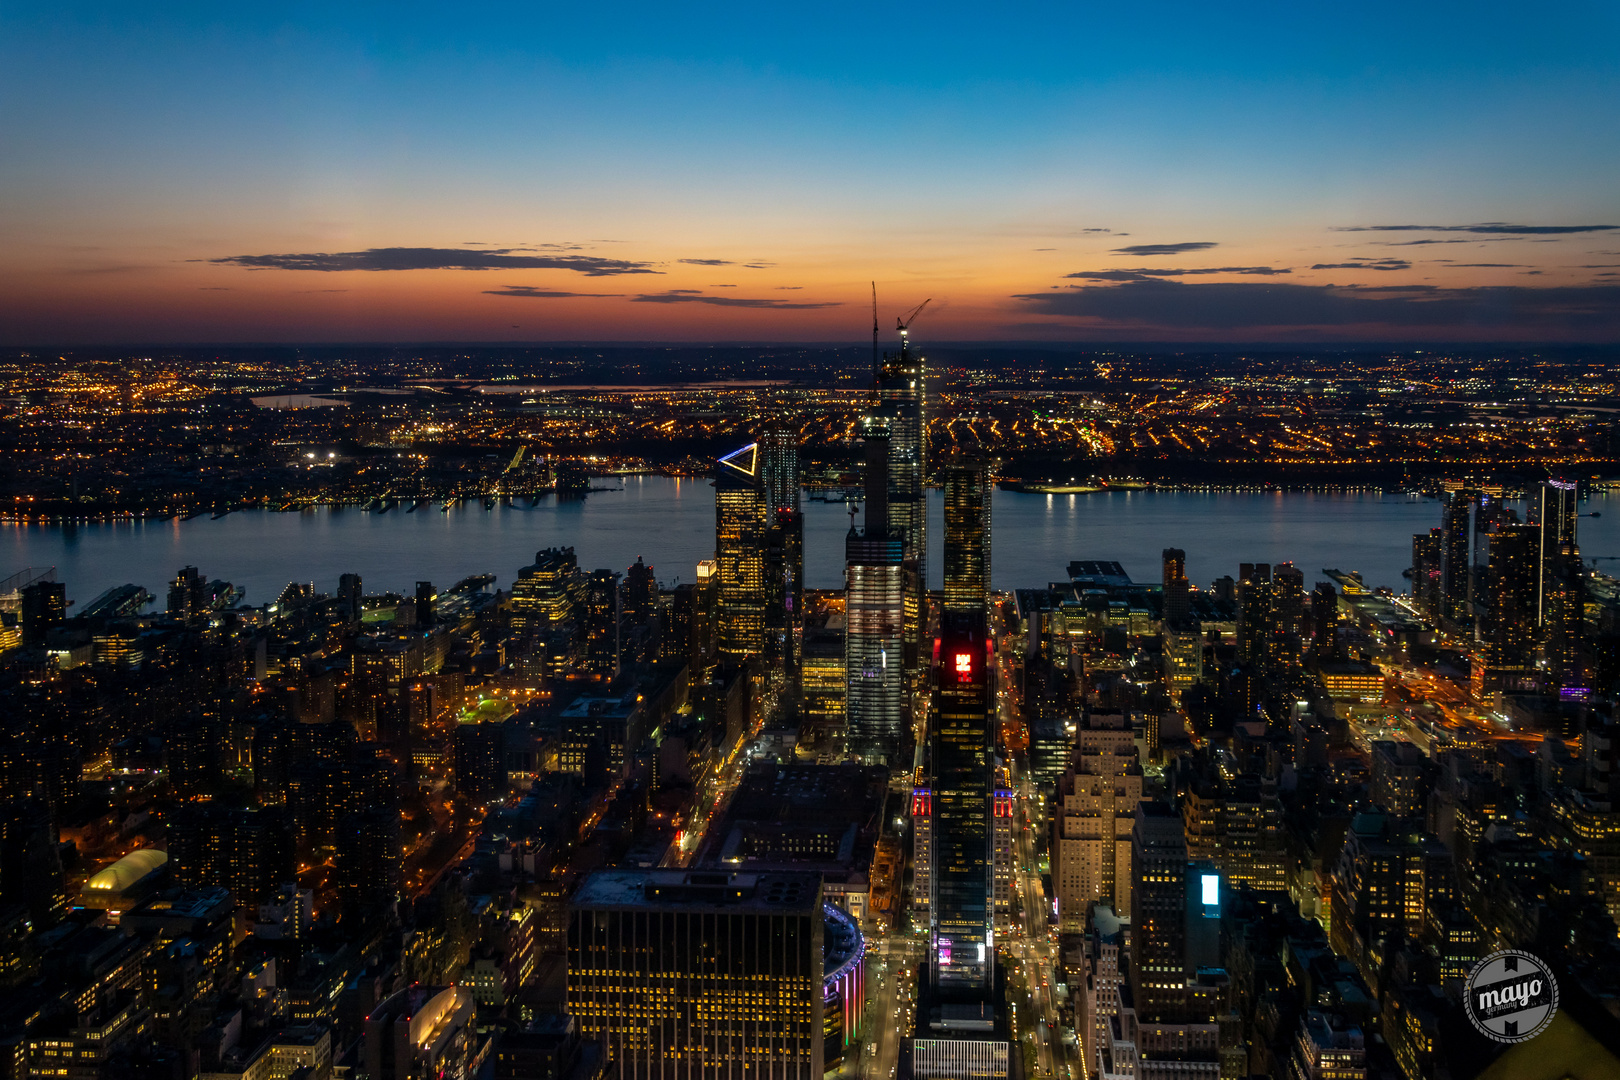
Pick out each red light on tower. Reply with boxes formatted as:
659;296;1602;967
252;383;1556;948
954;652;973;679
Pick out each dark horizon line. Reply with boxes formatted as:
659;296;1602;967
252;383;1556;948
7;339;1620;353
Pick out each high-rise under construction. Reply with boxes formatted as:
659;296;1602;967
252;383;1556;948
876;314;928;691
845;420;907;764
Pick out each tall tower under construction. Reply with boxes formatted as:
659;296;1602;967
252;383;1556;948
876;306;929;691
845;420;907;764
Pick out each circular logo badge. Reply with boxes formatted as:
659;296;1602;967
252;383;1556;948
1464;950;1558;1043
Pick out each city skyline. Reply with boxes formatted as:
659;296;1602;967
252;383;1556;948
5;8;1620;1080
4;4;1619;343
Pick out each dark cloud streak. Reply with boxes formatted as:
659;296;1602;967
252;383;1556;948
209;247;660;276
1338;223;1618;235
631;291;839;309
483;287;623;299
1014;278;1620;334
1066;266;1290;281
1111;241;1217;256
1310;259;1411;271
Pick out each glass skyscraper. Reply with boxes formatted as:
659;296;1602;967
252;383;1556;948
926;458;995;1001
927;613;995;999
845;421;907;763
942;459;991;616
715;443;765;659
876;332;928;688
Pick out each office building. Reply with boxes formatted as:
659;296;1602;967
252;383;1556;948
764;508;804;683
1370;741;1430;819
512;548;584;674
942;459;992;616
1273;563;1304;640
845;423;907;764
760;421;800;518
1052;712;1142;930
166;805;295;909
625;557;658;624
454;709;506;801
334;808;402;926
1310;583;1338;664
415;581;436;628
339;572;363;624
800;618;846;738
568;870;836;1080
715;443;766;659
1411;529;1442;620
1537;479;1584;691
1475;522;1539;694
585;569;622;678
1439;490;1475;630
694;763;889;922
927;614;995;999
1162;548;1190;628
1129;803;1188;1023
19;580;65;649
1236;564;1273;666
1163;629;1202;704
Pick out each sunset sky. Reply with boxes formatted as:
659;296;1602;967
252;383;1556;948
3;2;1618;343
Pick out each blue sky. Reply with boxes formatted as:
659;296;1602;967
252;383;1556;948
3;2;1617;342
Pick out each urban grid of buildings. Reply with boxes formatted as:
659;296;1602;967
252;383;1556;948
0;335;1619;1080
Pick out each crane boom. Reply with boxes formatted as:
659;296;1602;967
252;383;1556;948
896;298;932;332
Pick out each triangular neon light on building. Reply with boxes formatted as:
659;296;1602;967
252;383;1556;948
718;443;758;478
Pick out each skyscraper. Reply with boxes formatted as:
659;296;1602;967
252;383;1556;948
1536;479;1584;691
585;569;622;678
942;459;992;615
1273;563;1305;640
1129;802;1189;1022
715;443;766;659
760;421;800;517
415;580;436;628
1162;548;1190;628
926;456;996;1002
875;328;928;689
1475;521;1539;694
761;417;805;690
1439;490;1475;630
845;422;907;763
568;870;830;1080
764;508;804;683
927;613;995;1000
19;581;65;649
1311;583;1338;664
1236;564;1273;666
1411;529;1442;619
339;572;363;624
624;557;658;624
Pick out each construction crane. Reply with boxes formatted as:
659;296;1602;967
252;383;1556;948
872;282;880;383
896;298;931;336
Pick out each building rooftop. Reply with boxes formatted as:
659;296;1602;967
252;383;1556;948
573;870;822;914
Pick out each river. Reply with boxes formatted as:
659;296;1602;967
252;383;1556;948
4;479;1616;609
